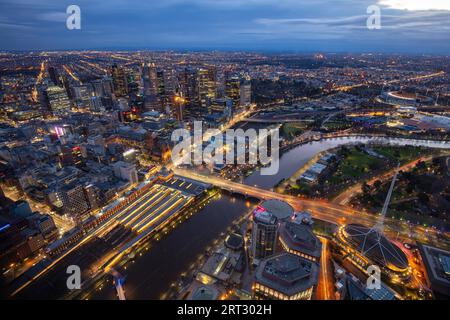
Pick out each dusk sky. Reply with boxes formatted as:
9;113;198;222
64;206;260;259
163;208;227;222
1;0;449;53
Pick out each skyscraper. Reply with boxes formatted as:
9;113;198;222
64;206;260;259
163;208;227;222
111;64;128;97
251;205;278;265
46;86;71;117
197;66;216;108
178;67;198;107
48;66;61;87
142;62;158;96
225;77;241;108
239;80;252;107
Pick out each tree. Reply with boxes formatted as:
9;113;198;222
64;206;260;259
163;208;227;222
374;180;382;191
418;192;429;204
362;182;371;195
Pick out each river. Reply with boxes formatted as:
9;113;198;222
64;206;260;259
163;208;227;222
89;135;449;300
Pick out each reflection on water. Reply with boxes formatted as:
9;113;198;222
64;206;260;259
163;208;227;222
244;136;449;189
92;193;256;300
92;135;448;299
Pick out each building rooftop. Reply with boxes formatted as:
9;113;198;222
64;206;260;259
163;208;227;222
418;243;450;298
225;233;244;251
255;252;318;296
342;224;409;272
258;199;294;221
279;221;322;259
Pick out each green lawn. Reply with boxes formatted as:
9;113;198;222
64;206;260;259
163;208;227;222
372;146;425;164
329;149;384;185
282;122;309;138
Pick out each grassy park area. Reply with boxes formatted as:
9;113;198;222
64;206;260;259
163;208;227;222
328;145;432;186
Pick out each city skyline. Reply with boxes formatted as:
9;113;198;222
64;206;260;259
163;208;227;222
0;0;449;305
1;0;450;53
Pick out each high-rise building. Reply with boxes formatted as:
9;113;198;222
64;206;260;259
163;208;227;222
111;64;128;97
225;77;241;108
72;85;92;108
197;66;216;108
83;184;102;211
251;206;278;264
156;70;166;96
179;68;197;104
46;86;71;116
142;62;158;96
56;184;90;219
60;74;73;100
239;80;252;107
102;77;114;97
48;66;61;87
91;79;105;97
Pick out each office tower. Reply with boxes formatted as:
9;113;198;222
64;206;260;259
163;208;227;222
102;77;114;97
52;184;90;220
91;79;105;97
72;85;92;108
142;62;158;96
83;184;102;210
197;66;216;108
46;86;71;116
251;206;278;265
60;75;73;100
156;70;166;96
178;67;198;107
225;77;241;108
48;66;61;86
111;64;128;97
240;80;251;107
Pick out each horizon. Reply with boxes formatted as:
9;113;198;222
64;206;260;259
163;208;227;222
1;0;449;54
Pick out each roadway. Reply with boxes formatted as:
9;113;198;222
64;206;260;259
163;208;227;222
173;168;450;249
316;237;334;300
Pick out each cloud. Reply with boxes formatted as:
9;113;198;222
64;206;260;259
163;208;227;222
255;10;450;32
37;11;67;22
378;0;450;11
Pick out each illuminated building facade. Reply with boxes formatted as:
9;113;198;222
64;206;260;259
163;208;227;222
253;252;318;300
112;64;128;97
197;66;217;108
251;206;278;265
335;224;410;281
46;86;71;117
225;77;240;108
279;221;322;263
